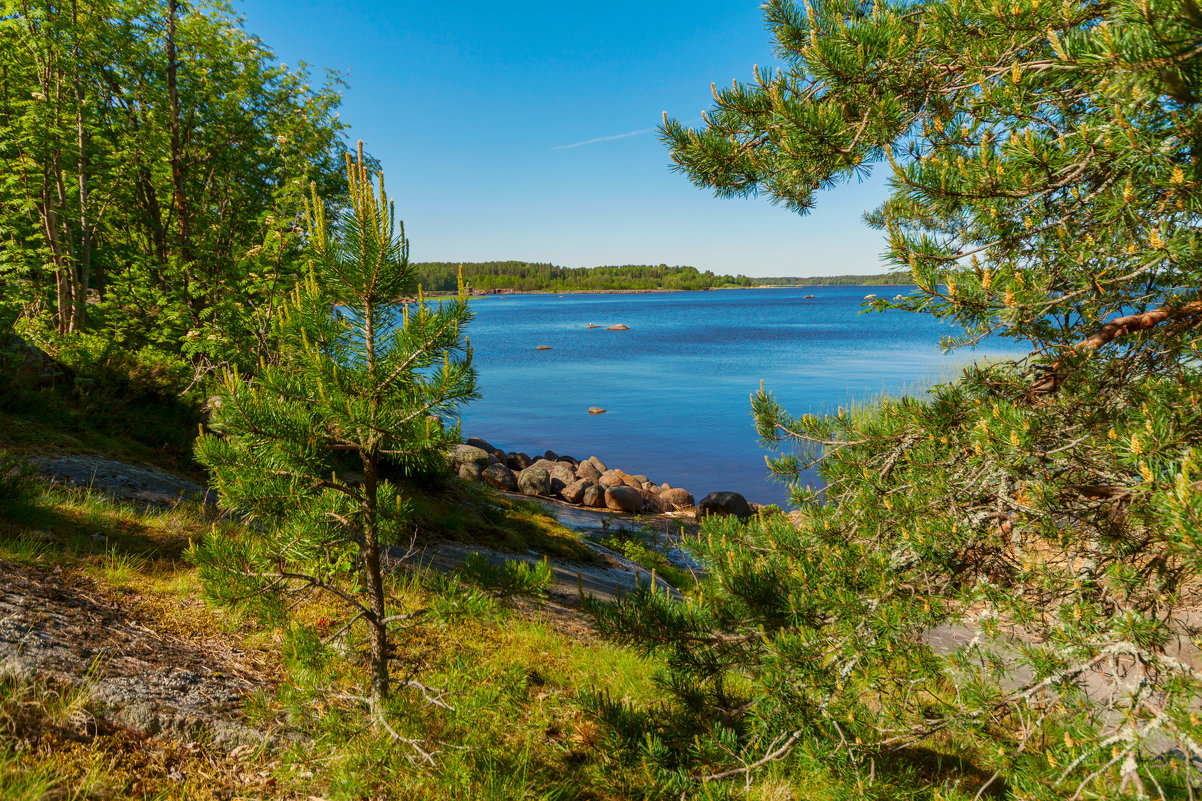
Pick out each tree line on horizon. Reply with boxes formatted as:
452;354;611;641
412;260;754;292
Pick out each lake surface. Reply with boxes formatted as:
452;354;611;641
455;286;1025;505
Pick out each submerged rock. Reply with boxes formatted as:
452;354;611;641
605;324;629;331
588;407;606;415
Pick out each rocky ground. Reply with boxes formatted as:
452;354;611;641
0;559;271;748
5;451;697;752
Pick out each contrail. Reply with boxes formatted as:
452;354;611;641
552;127;656;150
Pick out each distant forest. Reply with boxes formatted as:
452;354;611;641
757;272;913;286
413;262;754;292
413;262;911;292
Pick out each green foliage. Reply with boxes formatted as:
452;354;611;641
0;0;349;372
0;448;35;507
457;553;554;598
754;273;914;286
194;147;477;702
585;0;1202;796
414;261;753;293
598;523;697;592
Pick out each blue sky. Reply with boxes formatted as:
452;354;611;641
237;0;892;277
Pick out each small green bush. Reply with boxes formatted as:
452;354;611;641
0;448;36;507
458;553;554;597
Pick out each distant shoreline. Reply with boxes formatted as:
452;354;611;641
424;284;913;298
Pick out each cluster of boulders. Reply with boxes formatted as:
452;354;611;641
448;437;757;520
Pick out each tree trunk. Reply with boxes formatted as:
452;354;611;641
72;0;89;329
362;450;390;705
165;0;198;325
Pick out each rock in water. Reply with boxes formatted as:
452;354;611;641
588;407;606;415
481;463;517;491
604;485;644;514
536;345;551;350
517;465;551;497
606;324;629;331
696;491;753;520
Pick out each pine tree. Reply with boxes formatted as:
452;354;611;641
588;0;1202;795
194;143;477;704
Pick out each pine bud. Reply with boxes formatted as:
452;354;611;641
1171;166;1185;185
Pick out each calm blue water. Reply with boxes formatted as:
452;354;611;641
454;286;1024;505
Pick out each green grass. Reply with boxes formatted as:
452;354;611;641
0;461;1030;800
408;480;601;564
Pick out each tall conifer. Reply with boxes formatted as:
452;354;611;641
588;0;1202;795
194;143;476;704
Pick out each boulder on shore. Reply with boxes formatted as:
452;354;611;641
449;444;490;468
517;465;551;497
696;491;753;520
561;479;592;505
598;469;630;488
605;485;643;514
458;462;483;483
481;463;517;492
641;489;671;513
533;459;575;496
507;452;533;471
466;437;495;453
582;485;606;508
575;461;602;482
587;456;607;473
660;488;695;510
